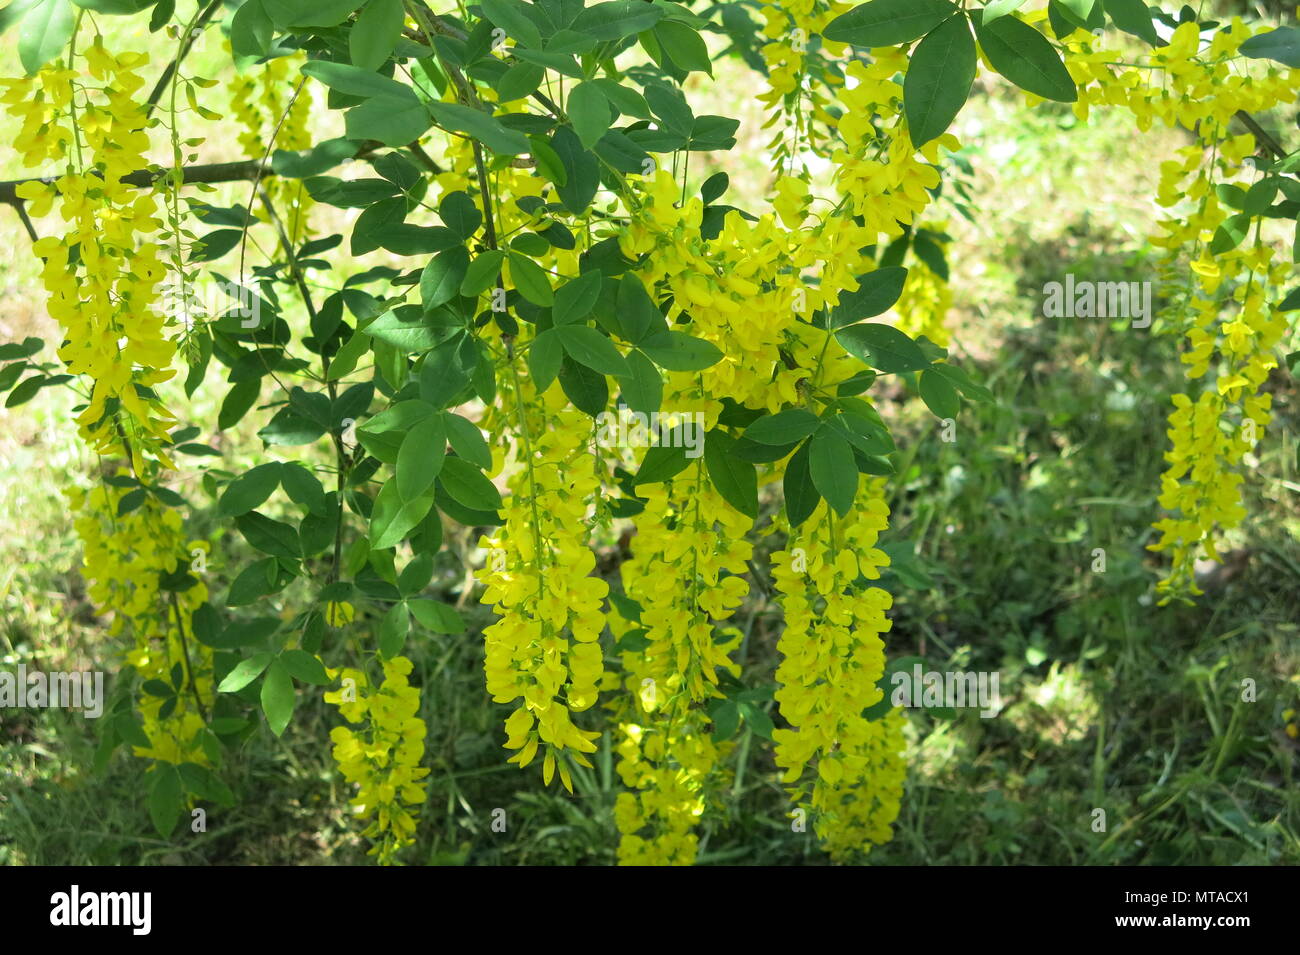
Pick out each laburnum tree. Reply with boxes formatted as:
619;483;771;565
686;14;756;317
0;0;1297;864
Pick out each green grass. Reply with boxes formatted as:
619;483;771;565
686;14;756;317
2;23;1299;866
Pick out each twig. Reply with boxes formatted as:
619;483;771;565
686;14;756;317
1234;109;1288;161
144;0;224;116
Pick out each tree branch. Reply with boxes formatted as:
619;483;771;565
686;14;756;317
0;158;270;206
1234;109;1288;161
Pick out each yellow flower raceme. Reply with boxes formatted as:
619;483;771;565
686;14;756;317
1060;22;1300;599
611;414;750;865
475;377;607;791
70;481;211;766
326;656;430;864
9;42;178;473
771;485;905;860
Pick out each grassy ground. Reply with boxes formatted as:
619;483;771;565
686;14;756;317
2;18;1299;865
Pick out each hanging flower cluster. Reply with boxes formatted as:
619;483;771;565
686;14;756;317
476;384;607;792
69;480;211;765
1059;18;1300;601
612;444;750;864
5;39;176;473
770;488;905;860
325;656;430;864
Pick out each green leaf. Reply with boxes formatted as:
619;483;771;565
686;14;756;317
616;274;668;345
219;463;282;518
809;430;857;517
350;0;404;70
1055;0;1097;22
281;649;330;685
370;477;437;549
981;0;1029;25
639;331;723;371
397;413;447;501
226;558;293;607
832;267;909;327
976;13;1077;102
218;651;273;693
219;378;261;430
1240;27;1300;68
439;456;503;511
528;327;564;391
553;271;603;325
259;405;327;446
409;598;467;634
529;134;568;186
655;19;711;75
481;0;543;46
422;246;470;310
0;336;42;361
0;0;41;34
497;60;545;101
568;81;611;151
341;94;430;147
644;83;694;136
398;552;435;596
148;765;183;837
556;325;630;376
904;13;976;148
19;0;75;75
428;101;530;155
615;349;663;414
744;409;820;445
378;604;410;658
590;78;650;119
559;356;608;416
439;191;482;239
508;251;554;305
236;512;302;561
703;431;758;518
302;60;411;99
280;463;328;516
5;375;47;408
462;250;506;296
0;364;25;395
829;412;895;455
634;442;691;485
823;0;958;47
1277;287;1300;311
929;361;994;402
363;308;447;351
571;0;664;41
1210;213;1251;255
919;368;961;418
837;323;930;373
551;126;599;214
178;763;236;806
260;659;295;736
738;701;774;740
1102;0;1159;46
262;0;360;29
1243;179;1279;216
710;700;740;741
443;412;492;468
